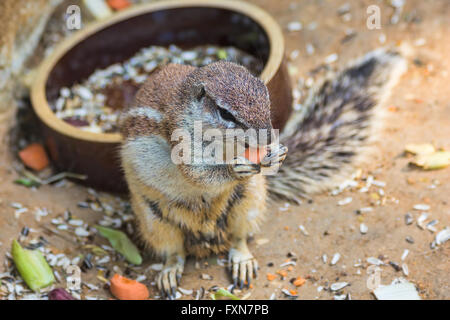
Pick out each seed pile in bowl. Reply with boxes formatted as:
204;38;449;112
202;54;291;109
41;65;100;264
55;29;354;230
52;45;264;133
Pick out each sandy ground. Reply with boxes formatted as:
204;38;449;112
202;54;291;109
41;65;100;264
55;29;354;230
0;0;449;300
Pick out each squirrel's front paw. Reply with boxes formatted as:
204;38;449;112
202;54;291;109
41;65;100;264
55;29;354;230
230;156;261;179
156;255;185;300
260;144;288;168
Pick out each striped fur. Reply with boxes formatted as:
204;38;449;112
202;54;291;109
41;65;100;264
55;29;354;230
121;133;267;258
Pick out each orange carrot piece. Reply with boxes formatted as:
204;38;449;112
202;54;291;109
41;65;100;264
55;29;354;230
293;277;306;287
266;273;277;281
388;105;399;112
244;146;266;164
276;270;288;278
18;143;49;171
110;274;149;300
107;0;131;10
289;289;298;296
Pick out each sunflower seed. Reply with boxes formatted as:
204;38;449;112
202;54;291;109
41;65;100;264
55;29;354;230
367;257;384;266
178;287;193;295
417;213;428;229
75;227;90;237
405;236;414;244
338;197;352;206
405;213;413;225
426;220;438;232
360;223;368;234
299;225;309;236
402;263;409;276
330;253;341;265
389;261;401;272
435;227;450;245
330;282;349;291
413;204;430;211
287;21;302;32
325;53;339;64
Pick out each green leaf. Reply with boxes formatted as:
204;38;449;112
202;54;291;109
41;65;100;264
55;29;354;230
95;225;142;265
11;240;55;292
210;288;240;300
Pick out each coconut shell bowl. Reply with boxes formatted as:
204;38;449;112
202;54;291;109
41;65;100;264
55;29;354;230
31;0;293;192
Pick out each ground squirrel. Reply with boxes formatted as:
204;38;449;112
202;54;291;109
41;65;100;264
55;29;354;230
120;49;407;298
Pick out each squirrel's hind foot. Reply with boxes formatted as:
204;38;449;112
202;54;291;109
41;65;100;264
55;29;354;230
228;239;259;289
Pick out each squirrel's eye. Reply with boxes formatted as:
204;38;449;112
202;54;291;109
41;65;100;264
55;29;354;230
218;107;237;123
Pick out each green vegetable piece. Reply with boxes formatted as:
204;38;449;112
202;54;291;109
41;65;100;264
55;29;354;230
14;178;40;188
95;225;142;265
211;288;240;300
217;49;228;60
11;240;55;292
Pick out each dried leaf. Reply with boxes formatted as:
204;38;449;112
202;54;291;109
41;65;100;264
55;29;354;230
412;151;450;170
405;143;435;155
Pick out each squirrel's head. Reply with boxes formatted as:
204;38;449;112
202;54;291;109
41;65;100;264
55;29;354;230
174;61;273;148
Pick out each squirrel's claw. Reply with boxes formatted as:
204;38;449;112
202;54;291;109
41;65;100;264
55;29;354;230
230;157;261;178
156;257;184;300
261;144;288;168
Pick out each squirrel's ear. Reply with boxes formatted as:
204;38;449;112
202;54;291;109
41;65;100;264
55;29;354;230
196;86;206;102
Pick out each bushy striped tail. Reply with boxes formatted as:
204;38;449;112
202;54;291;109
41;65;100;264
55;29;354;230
268;49;407;204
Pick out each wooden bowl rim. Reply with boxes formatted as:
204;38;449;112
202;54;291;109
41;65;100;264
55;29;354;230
31;0;285;143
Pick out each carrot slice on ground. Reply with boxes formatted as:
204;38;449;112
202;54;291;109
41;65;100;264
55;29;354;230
266;273;277;281
107;0;131;10
276;269;288;278
293;276;306;287
244;146;267;164
18;143;49;171
110;274;149;300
